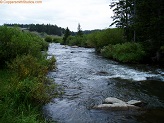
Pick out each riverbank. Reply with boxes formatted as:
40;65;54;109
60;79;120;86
60;28;164;65
0;26;56;123
0;56;56;123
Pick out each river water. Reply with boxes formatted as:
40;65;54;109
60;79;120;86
43;43;164;123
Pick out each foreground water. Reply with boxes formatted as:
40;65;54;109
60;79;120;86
43;43;164;123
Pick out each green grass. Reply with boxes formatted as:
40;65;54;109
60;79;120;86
0;58;56;123
0;26;57;123
0;69;49;123
0;70;12;96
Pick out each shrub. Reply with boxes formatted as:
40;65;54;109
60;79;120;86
0;26;56;123
0;55;56;123
44;36;52;42
68;36;87;47
87;28;125;52
101;44;114;58
67;36;77;46
8;54;56;80
53;37;62;43
101;42;145;63
0;26;48;67
113;42;146;63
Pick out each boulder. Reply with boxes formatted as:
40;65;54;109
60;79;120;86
94;97;146;111
94;103;139;110
104;97;126;104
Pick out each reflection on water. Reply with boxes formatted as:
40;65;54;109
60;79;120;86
44;43;164;123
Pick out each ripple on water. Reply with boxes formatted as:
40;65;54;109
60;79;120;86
44;43;164;123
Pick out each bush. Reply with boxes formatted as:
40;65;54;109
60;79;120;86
101;42;145;63
101;44;114;58
87;28;125;52
44;36;53;42
53;37;62;43
115;42;145;63
0;26;56;123
8;55;45;79
0;26;48;67
6;53;57;105
0;55;56;123
68;36;87;47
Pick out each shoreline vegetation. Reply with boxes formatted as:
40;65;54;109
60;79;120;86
51;27;164;66
4;23;163;66
0;26;57;123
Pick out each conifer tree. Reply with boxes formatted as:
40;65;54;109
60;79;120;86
63;27;71;45
77;23;83;37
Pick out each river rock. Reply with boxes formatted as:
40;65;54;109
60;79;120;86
94;103;139;110
104;97;126;104
94;97;145;111
71;46;78;48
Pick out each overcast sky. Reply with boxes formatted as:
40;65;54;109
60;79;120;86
0;0;113;31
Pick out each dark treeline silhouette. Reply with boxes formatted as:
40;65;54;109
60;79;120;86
4;23;66;36
4;23;100;36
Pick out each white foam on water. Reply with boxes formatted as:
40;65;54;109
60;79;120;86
93;64;164;81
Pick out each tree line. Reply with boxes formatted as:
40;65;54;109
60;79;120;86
4;23;99;36
110;0;164;63
59;0;164;64
4;23;66;36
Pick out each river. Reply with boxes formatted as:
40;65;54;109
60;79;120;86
43;43;164;123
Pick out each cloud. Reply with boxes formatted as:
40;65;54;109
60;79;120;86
0;0;113;31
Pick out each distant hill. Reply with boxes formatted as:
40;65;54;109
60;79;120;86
4;23;102;36
4;23;65;36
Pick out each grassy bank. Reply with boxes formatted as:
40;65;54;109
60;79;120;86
60;28;163;64
60;28;146;63
0;26;56;123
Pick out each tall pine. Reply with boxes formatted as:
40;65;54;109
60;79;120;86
63;27;71;45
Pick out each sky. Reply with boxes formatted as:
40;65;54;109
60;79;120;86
0;0;114;31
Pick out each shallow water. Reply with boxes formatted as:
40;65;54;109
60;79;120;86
43;43;164;123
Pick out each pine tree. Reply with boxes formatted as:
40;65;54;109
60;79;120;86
110;0;135;41
63;27;71;45
77;23;83;37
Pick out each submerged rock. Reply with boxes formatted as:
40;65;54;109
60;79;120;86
62;45;68;49
94;97;147;111
96;71;108;76
71;46;78;48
